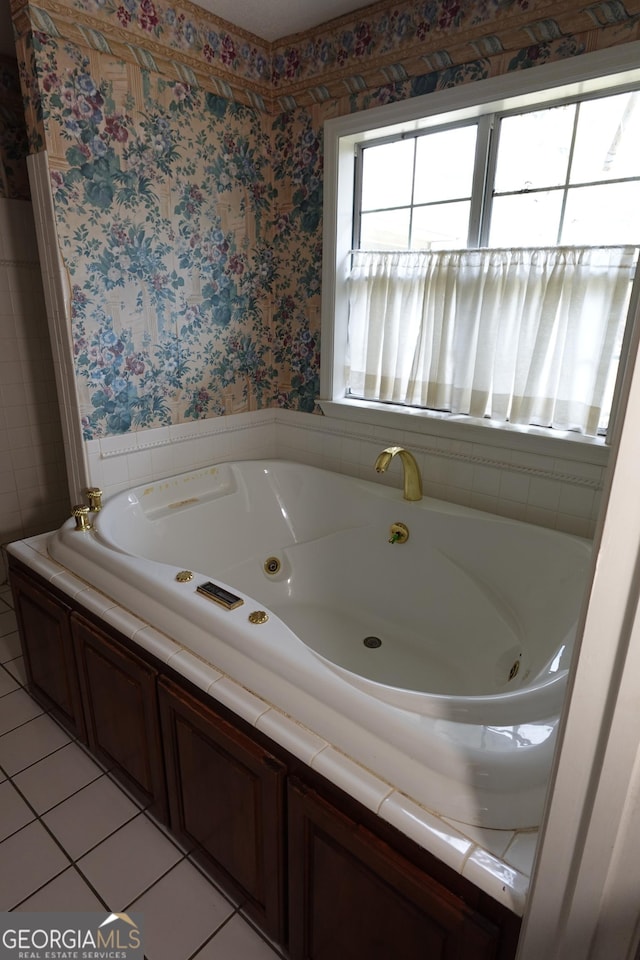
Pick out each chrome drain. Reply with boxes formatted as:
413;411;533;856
363;636;382;649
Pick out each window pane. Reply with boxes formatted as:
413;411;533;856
489;192;564;246
414;125;477;204
360;209;411;249
494;104;575;192
570;91;640;184
361;140;414;211
561;182;640;244
411;201;471;249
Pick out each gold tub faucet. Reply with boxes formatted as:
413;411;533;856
86;487;103;512
374;446;423;501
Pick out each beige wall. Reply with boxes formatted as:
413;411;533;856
0;197;69;581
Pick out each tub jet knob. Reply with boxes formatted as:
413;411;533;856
249;610;269;625
388;522;409;544
72;504;92;531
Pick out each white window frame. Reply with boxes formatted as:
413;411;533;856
320;42;640;466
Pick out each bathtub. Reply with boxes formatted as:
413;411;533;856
48;459;592;829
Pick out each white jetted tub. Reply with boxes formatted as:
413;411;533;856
48;459;592;828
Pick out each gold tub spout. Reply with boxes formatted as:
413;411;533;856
374;446;423;501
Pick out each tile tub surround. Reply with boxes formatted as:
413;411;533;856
80;407;606;540
5;536;534;916
0;582;283;960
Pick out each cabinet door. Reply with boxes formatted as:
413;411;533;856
288;779;501;960
10;565;86;740
158;677;285;941
71;612;167;821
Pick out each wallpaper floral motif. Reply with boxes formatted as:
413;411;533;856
270;0;521;87
12;0;640;437
33;34;289;435
75;0;271;85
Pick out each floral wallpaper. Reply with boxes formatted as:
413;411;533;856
11;0;640;438
0;56;30;200
31;35;289;435
75;0;272;87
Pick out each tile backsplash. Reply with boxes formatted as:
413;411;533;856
82;407;605;540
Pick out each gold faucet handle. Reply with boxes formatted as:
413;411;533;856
72;504;92;531
86;487;103;512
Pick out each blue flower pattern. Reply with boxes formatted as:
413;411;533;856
33;40;308;437
16;0;606;437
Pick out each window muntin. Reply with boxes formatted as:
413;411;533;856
492;105;574;193
356;122;479;250
355;88;640;253
488;91;640;247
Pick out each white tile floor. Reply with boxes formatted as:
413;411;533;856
0;581;285;960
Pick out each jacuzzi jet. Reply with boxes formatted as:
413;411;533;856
363;636;382;649
264;556;281;575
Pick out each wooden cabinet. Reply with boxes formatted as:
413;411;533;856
10;566;86;739
9;558;520;958
288;778;502;960
158;677;286;942
71;612;167;821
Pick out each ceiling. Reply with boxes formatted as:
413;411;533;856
0;0;371;59
193;0;371;41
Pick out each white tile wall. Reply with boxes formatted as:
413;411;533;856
0;197;69;583
83;410;277;499
274;408;606;538
75;405;607;541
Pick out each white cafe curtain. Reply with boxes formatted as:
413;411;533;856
347;246;638;435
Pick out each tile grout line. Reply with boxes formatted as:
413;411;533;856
0;590;286;956
183;912;241;960
234;907;289;960
0;595;220;931
0;739;73;783
3;724;195;917
10;861;111;914
1;636;266;920
0;687;241;948
2;773;79;909
0;675;157;909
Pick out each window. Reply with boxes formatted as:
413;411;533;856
355;93;640;251
357;124;479;251
321;45;640;446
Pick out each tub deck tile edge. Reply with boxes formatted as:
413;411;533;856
5;531;533;916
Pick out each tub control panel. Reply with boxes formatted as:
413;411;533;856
196;581;244;610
